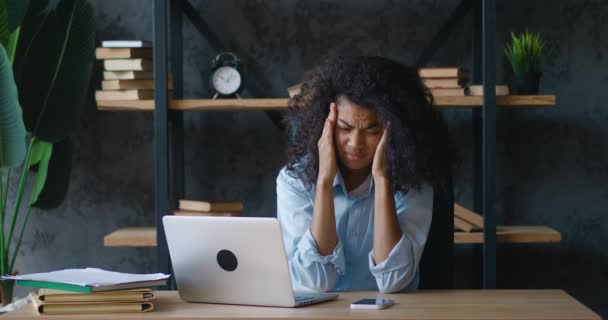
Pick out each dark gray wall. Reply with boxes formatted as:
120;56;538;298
10;0;607;317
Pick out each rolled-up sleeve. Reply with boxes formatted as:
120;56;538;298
368;184;434;293
276;168;345;292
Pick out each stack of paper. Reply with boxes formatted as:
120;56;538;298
1;268;170;315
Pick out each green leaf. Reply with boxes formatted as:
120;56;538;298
504;30;544;73
0;0;29;54
28;137;51;167
0;44;26;168
14;0;95;143
32;138;71;209
29;139;52;205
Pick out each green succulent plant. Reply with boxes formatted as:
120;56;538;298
504;30;544;74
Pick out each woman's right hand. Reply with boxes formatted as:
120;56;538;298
317;102;338;184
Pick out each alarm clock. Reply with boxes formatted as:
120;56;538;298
210;52;243;99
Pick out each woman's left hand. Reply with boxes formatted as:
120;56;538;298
372;123;389;180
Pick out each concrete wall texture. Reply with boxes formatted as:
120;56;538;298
8;0;607;317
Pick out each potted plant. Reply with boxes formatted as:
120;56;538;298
0;0;95;305
504;30;545;94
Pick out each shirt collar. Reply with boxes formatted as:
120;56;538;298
332;170;374;200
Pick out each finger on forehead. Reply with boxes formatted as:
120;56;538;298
321;118;329;136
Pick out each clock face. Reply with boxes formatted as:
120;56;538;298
212;66;242;95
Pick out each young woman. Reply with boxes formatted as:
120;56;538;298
277;55;452;293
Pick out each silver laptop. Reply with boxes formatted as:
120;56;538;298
162;216;338;307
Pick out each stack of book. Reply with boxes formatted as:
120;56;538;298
467;84;510;96
453;203;484;232
30;288;155;315
0;268;170;315
419;67;469;97
174;199;243;217
95;40;173;104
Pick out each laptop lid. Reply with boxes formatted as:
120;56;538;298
163;216;299;307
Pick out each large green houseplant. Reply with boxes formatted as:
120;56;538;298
504;30;545;94
0;0;95;305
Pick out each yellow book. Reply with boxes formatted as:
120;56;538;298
96;47;152;60
454;203;484;229
173;210;240;217
103;71;154;80
418;67;467;79
104;59;153;71
429;88;466;97
30;292;154;315
38;288;154;303
95;89;156;101
178;200;243;212
102;79;174;90
467;84;510;96
454;217;481;233
423;78;466;89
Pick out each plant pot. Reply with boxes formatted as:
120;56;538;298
0;279;15;306
510;72;541;95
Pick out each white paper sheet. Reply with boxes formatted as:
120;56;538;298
0;268;170;286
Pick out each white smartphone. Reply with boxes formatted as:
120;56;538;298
350;298;395;309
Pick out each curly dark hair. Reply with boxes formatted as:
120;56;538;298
283;55;454;194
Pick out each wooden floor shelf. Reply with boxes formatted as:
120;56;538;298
104;225;561;247
455;225;561;244
96;95;556;112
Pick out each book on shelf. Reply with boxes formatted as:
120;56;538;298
173;210;240;217
454;203;484;229
423;78;467;89
454;216;481;233
38;288;154;303
104;58;153;71
96;47;152;60
1;268;170;293
30;292;154;315
178;200;243;212
103;71;154;80
101;40;152;48
418;67;468;79
467;84;510;96
287;83;302;98
102;79;174;90
95;89;157;101
429;88;466;97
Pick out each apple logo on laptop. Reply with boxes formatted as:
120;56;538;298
217;249;238;271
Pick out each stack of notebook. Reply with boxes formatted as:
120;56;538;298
453;203;484;232
418;67;469;97
174;199;243;217
29;288;155;315
1;268;170;315
95;40;173;105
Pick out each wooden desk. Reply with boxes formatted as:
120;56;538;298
1;290;600;320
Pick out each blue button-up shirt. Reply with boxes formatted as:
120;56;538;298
276;166;434;293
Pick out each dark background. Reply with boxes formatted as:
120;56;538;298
10;0;607;317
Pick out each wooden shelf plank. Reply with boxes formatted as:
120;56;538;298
435;95;556;107
455;225;562;244
96;95;556;111
104;225;561;247
172;98;289;111
96;98;289;111
104;227;156;247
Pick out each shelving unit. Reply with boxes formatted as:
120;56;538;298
96;95;556;111
100;0;561;289
103;225;562;247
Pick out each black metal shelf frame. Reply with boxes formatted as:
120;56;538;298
152;0;498;288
